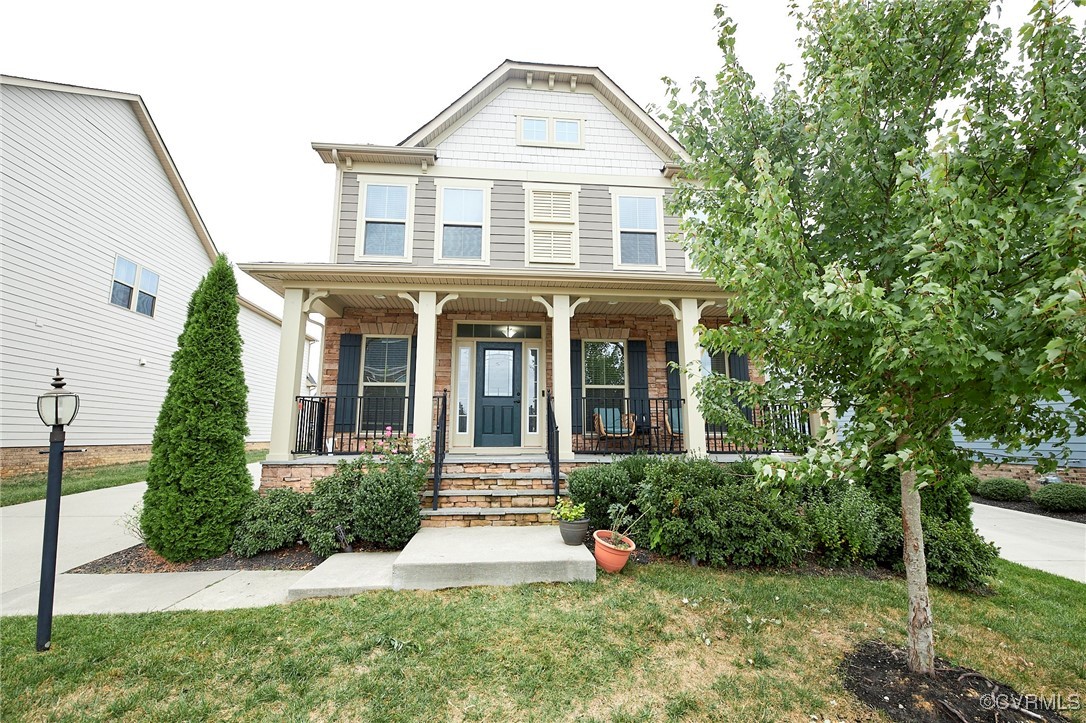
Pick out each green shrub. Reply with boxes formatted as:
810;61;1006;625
976;477;1030;502
231;488;311;558
637;458;806;568
613;452;655;487
568;464;635;529
353;467;421;548
1032;483;1086;513
923;517;999;591
303;462;363;557
141;255;253;561
862;460;973;526
958;473;981;495
804;483;883;567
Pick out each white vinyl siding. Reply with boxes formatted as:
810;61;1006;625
525;183;578;265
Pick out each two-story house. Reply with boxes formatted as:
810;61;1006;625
244;61;812;525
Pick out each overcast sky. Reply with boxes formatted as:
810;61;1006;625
2;0;1077;315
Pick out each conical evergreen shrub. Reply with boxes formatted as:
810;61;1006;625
141;255;254;561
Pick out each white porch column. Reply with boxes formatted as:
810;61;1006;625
412;291;438;445
268;288;308;462
551;294;574;458
677;297;708;455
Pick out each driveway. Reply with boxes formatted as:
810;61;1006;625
972;503;1086;584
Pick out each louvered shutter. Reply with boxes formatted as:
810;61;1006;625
528;188;576;263
628;340;650;429
334;334;361;433
570;339;583;434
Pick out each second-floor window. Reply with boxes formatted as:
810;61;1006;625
110;256;159;318
356;177;416;262
436;181;491;264
611;190;665;271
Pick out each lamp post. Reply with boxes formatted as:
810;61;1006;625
35;369;79;652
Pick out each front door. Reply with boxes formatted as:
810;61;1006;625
474;341;522;447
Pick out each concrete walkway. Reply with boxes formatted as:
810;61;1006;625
972;503;1086;584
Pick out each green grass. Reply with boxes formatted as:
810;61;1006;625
1;558;1082;722
0;450;269;507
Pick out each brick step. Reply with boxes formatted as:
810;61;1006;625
421;488;567;499
431;471;567;491
420;506;555;528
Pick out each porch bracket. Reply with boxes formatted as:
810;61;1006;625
569;297;590;317
658;299;681;320
698;300;716;315
302;290;328;313
435;293;459;315
531;295;554;318
397;292;420;313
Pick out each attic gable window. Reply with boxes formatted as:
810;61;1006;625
355;176;417;263
516;114;584;149
525;183;578;265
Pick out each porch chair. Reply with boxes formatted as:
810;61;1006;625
593;407;637;453
663;406;683;452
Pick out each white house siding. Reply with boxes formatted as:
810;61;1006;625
0;82;279;449
435;87;664;175
236;307;294;442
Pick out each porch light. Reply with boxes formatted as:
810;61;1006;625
496;297;507;303
37;369;80;427
608;301;619;305
502;325;519;338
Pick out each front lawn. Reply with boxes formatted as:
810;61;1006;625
0;450;268;507
2;558;1082;721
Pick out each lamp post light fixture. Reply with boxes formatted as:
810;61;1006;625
35;369;79;652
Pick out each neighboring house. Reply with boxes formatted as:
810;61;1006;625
242;61;813;524
0;76;315;476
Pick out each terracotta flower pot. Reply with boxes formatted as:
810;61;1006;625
558;518;589;546
593;530;636;573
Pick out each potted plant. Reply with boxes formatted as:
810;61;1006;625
551;497;589;546
592;502;644;573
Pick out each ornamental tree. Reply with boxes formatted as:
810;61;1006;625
141;255;254;561
665;1;1086;674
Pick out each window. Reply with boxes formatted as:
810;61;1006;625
525;184;578;265
516;115;584;148
456;345;471;434
360;337;411;432
583;341;627;416
527;347;540;434
110;256;160;317
611;190;665;270
435;180;491;264
356;177;416;261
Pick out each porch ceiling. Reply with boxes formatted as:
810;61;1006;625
238;263;731;303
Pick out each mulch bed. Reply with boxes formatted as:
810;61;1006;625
842;640;1072;722
66;541;389;575
972;496;1086;525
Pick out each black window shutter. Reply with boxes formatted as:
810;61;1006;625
665;341;680;400
570;339;582;434
628;340;650;428
335;334;362;433
728;352;750;381
407;335;418;433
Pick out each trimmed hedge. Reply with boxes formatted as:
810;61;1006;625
232;488;311;558
567;464;636;530
922;517;999;591
976;477;1030;502
1032;483;1086;513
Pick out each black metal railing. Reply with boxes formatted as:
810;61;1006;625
432;391;448;511
292;394;412;455
545;391;560;497
705;403;812;454
572;396;686;454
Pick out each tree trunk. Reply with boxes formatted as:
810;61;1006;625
899;436;935;674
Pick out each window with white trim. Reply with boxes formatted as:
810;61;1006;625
360;337;411;432
525;184;578;264
110;256;160;318
516;115;584;148
583;340;627;415
435;181;491;264
357;180;414;261
612;188;660;270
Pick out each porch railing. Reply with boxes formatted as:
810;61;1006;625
545;391;560;497
705;403;812;454
432;391;448;510
292;394;412;455
572;397;686;455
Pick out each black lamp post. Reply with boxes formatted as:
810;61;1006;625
35;369;79;652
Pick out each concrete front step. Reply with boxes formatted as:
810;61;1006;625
391;526;596;590
287;552;398;601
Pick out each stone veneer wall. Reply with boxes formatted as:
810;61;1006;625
1;441;269;479
972;463;1086;488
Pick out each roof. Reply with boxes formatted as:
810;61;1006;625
1;74;305;335
314;60;689;167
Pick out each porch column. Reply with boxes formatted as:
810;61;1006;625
551;294;574;458
412;291;438;446
268;288;308;462
677;298;708;455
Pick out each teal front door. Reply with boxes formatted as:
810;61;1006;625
475;341;522;447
